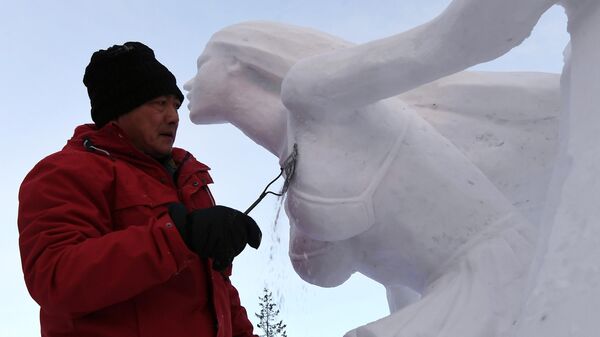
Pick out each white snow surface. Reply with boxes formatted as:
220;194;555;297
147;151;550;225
185;0;599;335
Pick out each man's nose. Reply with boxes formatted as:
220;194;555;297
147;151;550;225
166;103;179;124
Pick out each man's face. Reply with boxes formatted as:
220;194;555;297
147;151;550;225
114;95;181;158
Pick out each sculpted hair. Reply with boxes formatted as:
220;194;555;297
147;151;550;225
203;21;353;82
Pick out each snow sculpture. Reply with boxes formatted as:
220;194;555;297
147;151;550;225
278;1;596;336
185;21;561;337
281;1;600;335
511;2;600;337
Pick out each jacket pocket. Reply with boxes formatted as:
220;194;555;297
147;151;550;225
112;188;176;230
179;170;215;211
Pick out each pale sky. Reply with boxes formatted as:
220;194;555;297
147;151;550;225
0;1;568;336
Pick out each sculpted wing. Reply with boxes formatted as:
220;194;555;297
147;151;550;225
399;70;560;224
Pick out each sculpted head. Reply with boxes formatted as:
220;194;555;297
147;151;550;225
184;21;351;125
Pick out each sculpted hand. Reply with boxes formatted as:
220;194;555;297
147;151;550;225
168;204;262;271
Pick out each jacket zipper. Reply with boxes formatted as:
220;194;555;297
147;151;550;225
83;138;114;160
173;152;192;186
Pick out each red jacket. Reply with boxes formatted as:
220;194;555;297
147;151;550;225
18;124;256;337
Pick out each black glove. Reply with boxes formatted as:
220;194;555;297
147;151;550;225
168;203;262;271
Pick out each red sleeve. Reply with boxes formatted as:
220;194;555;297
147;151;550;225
17;153;194;317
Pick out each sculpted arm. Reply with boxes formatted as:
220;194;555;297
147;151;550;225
281;0;556;112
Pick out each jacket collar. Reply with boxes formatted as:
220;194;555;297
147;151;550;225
65;124;210;182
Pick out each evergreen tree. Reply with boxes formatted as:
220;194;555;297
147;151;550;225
255;288;288;337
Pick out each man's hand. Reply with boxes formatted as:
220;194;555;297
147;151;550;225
168;203;262;271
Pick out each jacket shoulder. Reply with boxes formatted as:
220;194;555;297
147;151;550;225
172;147;211;172
22;147;115;190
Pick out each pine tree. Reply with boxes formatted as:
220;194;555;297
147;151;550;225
255;288;288;337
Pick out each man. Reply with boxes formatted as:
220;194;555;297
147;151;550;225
17;41;261;337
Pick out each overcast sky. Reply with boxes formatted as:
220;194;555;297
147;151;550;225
0;1;569;336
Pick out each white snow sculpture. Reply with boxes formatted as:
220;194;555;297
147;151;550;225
276;5;600;335
278;1;599;336
185;21;561;337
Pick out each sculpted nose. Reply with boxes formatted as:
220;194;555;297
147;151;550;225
183;78;193;91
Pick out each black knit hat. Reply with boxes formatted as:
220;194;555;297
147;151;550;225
83;41;184;128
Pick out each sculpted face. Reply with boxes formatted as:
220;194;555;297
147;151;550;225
114;95;180;158
184;54;240;124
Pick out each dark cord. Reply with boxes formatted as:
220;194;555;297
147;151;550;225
244;169;284;214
